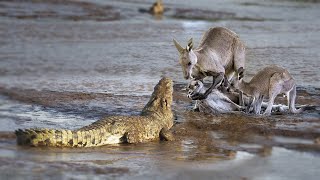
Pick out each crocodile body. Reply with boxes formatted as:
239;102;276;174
15;78;174;147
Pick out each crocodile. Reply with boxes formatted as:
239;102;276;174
15;77;174;147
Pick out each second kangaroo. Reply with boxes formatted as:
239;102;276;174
233;65;303;115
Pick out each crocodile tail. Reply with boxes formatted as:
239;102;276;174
15;126;125;147
15;128;75;147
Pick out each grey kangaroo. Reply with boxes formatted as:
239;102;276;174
173;27;246;100
232;65;304;115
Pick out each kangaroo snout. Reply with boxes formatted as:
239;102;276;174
184;72;193;80
183;71;190;79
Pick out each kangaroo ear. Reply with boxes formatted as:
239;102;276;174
173;39;184;54
186;38;193;52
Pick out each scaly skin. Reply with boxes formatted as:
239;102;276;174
15;78;174;147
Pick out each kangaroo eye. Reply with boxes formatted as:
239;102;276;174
187;62;192;66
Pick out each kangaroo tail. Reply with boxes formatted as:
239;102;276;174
15;126;121;147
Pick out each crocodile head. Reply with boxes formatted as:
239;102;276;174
142;77;173;128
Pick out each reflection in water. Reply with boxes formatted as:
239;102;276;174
0;0;320;179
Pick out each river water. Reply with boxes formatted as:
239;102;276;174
0;0;319;179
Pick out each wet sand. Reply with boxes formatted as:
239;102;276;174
0;0;320;179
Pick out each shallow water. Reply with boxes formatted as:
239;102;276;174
0;0;319;179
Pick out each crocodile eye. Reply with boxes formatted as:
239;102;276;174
187;62;192;66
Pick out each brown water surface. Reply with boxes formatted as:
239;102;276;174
0;0;319;179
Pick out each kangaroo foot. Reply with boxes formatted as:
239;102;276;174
263;111;272;116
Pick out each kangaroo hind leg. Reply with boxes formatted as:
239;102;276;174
287;84;303;114
264;73;283;115
233;39;246;80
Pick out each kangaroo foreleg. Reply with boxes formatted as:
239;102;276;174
246;96;255;113
191;72;224;100
220;75;230;92
237;67;244;80
254;95;264;114
239;91;244;106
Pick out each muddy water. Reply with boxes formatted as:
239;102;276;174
0;0;320;179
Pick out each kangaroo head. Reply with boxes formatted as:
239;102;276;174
187;80;204;98
230;73;244;91
173;38;198;80
187;80;203;93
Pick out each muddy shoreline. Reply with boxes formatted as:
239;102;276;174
1;83;319;147
0;0;320;179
